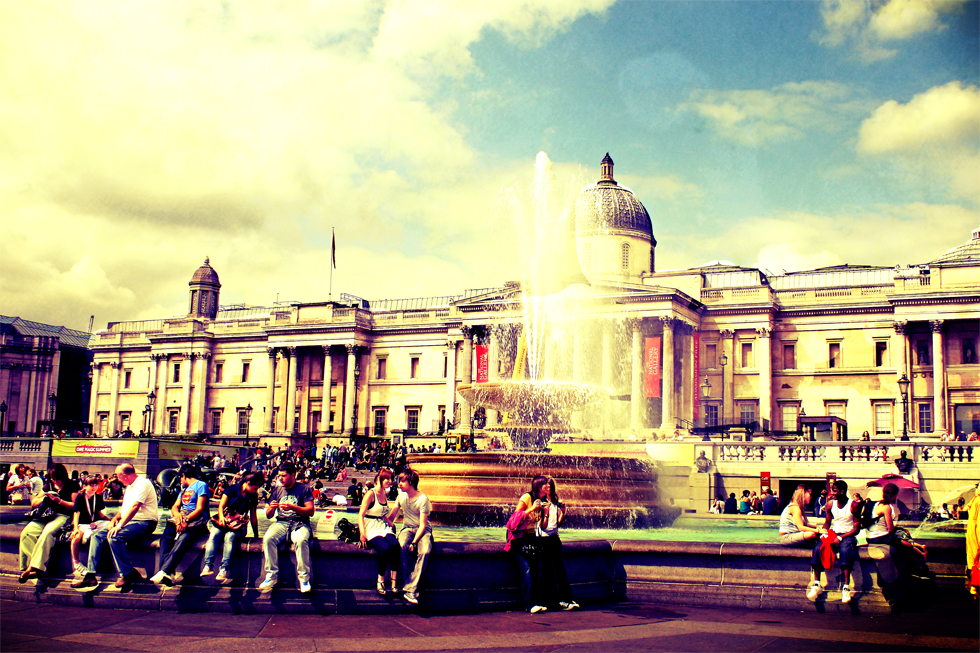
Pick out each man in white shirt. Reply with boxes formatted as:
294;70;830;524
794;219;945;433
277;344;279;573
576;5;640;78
72;462;159;592
388;469;433;605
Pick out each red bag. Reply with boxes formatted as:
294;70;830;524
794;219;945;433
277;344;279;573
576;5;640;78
819;529;839;570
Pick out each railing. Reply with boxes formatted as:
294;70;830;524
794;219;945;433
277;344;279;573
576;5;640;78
710;441;977;464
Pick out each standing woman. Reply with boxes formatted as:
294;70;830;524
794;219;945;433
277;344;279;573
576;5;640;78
537;477;579;610
777;484;825;601
358;468;400;595
508;475;549;614
19;463;79;582
967;484;979;600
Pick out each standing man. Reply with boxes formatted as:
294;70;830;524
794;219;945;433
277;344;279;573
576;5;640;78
151;465;210;587
72;463;159;591
260;462;315;594
810;480;862;604
388;469;433;605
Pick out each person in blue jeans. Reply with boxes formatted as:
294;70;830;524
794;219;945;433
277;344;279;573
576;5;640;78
71;462;159;592
810;480;862;604
201;471;263;584
151;464;210;587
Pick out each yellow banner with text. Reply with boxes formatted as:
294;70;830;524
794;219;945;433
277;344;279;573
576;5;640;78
157;441;242;461
51;439;140;458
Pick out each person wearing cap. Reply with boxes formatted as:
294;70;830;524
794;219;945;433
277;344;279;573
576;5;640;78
894;450;914;474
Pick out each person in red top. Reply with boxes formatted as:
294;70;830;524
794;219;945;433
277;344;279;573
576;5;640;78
810;480;862;604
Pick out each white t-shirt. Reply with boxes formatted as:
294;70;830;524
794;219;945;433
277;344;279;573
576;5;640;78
7;473;29;500
30;476;44;495
396;491;431;533
867;502;900;540
122;476;159;522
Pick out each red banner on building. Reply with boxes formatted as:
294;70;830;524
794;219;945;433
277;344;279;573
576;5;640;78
761;471;771;493
475;345;489;383
644;337;661;398
693;331;700;421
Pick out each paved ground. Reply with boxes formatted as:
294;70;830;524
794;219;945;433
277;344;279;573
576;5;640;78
2;598;977;653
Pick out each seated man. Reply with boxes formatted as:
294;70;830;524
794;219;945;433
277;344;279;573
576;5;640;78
151;465;210;587
72;462;158;591
260;462;315;593
810;480;862;604
202;471;263;584
388;469;433;605
761;489;778;516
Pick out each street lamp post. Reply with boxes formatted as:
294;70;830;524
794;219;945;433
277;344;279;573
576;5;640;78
898;373;911;440
245;403;253;445
0;400;7;436
700;376;712;440
146;391;156;435
47;392;57;422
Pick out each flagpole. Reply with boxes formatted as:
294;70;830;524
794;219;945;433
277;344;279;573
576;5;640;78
330;228;335;301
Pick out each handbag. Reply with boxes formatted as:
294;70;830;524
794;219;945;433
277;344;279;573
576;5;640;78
211;510;248;531
25;497;58;523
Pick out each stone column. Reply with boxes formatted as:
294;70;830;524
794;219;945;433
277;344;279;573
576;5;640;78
721;330;735;424
660;317;675;430
345;344;358;435
181;354;194;434
266;348;277;433
322;345;333;433
445;339;458;429
156;356;169;434
460;326;473;428
89;362;102;427
196;352;210;435
25;365;38;434
894;321;909;431
146;355;158;434
757;328;772;431
931;320;946;433
286;347;298;435
630;319;644;430
602;321;616;428
109;362;121;434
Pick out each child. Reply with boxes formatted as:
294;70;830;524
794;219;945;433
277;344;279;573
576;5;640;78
69;475;110;577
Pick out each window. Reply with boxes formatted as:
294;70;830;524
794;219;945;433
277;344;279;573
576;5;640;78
621;243;630;270
272;408;278;433
438;405;446;430
739;402;756;426
377;358;387;380
917;403;933;433
242;362;250;383
825;401;845;420
124;370;132;389
583;243;593;271
783;343;796;369
293;410;300;433
740;342;754;368
781;404;799;431
238;409;249;436
705;404;719;428
443;355;448;378
214;363;223;384
374;409;387;436
875;341;888;367
915;340;931;366
119;413;130;432
705;344;717;369
874;402;892;437
211;410;221;435
328;411;335;432
963;338;977;365
829;342;841;369
406;407;420;432
410;357;420;379
173;362;181;383
169;410;179;434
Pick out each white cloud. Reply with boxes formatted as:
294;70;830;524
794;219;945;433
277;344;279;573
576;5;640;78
858;82;980;201
815;0;970;62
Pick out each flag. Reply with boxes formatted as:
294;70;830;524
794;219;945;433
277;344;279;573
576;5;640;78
331;228;336;269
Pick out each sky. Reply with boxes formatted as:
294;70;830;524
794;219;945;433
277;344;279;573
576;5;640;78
1;0;978;332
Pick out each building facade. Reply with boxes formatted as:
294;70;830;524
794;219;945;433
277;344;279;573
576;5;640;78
88;156;980;445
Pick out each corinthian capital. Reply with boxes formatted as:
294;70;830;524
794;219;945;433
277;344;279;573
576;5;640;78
929;320;944;333
893;320;908;335
756;328;772;338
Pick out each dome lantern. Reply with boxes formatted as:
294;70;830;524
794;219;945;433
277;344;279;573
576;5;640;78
188;257;221;319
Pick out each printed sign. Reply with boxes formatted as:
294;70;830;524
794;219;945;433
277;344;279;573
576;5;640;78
475;345;489;383
761;471;771;493
51;439;140;458
693;331;700;421
157;441;243;461
644;337;661;398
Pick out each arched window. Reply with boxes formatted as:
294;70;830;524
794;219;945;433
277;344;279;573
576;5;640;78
621;243;630;270
583;243;593;271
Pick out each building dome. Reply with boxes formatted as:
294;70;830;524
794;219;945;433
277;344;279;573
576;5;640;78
190;257;220;287
575;154;654;240
930;226;980;266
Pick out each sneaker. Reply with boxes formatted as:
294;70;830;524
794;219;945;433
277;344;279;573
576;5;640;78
215;569;229;583
71;574;98;592
529;605;547;614
806;581;821;602
201;566;213;576
841;586;852;604
403;592;419;605
73;563;87;577
114;570;144;590
149;570;173;587
258;576;276;593
560;601;580;611
299;580;311;594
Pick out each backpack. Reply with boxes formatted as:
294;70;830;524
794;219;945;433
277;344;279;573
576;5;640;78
859;499;880;530
335;518;361;544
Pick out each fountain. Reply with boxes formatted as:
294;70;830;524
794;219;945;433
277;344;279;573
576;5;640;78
408;153;678;528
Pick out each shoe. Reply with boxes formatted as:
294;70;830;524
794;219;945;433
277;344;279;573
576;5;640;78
258;576;276;593
215;569;229;583
71;574;98;592
201;566;213;576
560;601;580;611
841;586;852;604
149;570;173;587
806;581;821;602
18;569;37;584
377;580;387;596
403;592;419;605
73;563;87;577
299;580;311;594
529;605;547;614
115;570;145;589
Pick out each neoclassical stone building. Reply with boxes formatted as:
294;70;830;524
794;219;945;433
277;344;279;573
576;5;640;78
89;156;980;445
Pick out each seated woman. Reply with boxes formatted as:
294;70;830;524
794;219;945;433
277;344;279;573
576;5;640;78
867;482;930;575
358;468;400;595
778;484;825;602
19;464;80;582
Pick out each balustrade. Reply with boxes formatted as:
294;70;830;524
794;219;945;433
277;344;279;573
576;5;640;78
711;441;977;466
